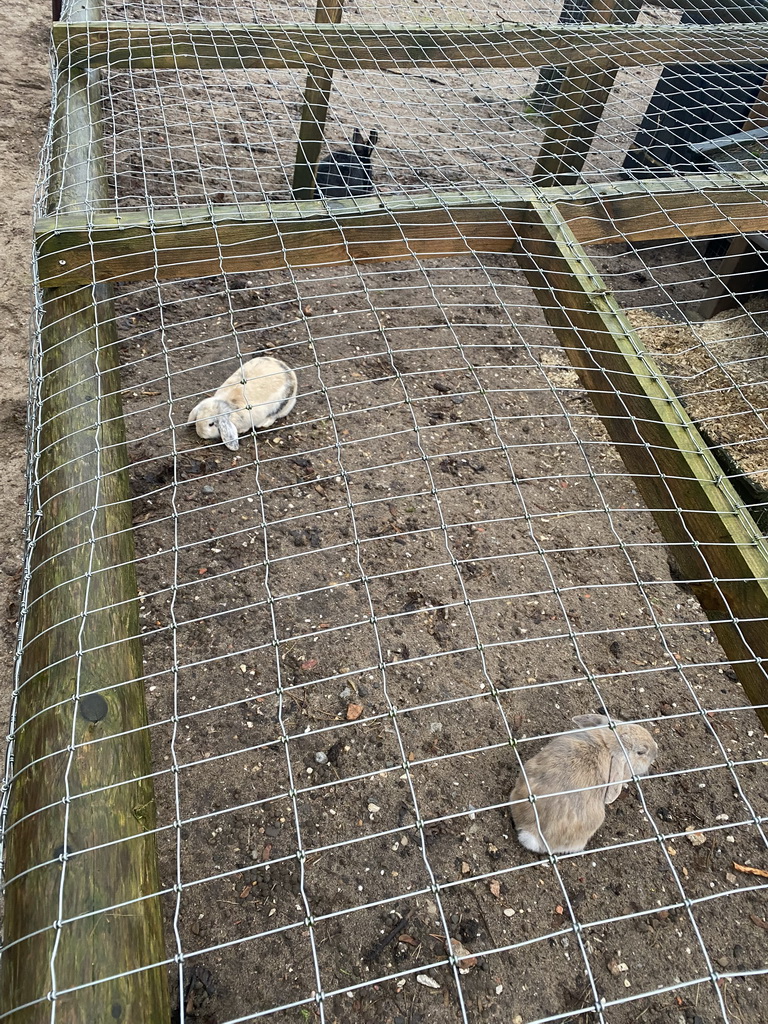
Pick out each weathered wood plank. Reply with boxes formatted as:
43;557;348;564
0;0;170;1020
37;191;528;285
53;21;768;73
512;199;768;731
292;0;343;201
35;174;768;286
529;0;641;116
554;175;768;243
533;0;639;187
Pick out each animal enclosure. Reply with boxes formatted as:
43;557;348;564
2;0;768;1022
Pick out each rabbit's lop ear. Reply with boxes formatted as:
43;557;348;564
604;749;631;805
572;714;610;730
217;414;240;451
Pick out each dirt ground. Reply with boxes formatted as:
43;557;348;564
5;2;768;1024
117;246;768;1024
0;3;50;723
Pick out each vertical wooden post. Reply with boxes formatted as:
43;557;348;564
529;0;597;116
291;0;344;200
0;1;171;1021
742;71;768;131
533;0;640;187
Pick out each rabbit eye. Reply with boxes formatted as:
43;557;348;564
636;748;648;756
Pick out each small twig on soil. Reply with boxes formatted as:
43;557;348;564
733;861;768;879
361;912;411;964
383;68;448;87
408;992;417;1024
471;889;497;947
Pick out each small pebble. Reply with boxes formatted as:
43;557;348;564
367;803;380;813
416;974;440;990
202;485;214;494
314;751;328;765
685;827;706;846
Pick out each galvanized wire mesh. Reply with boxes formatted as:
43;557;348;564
3;1;768;1023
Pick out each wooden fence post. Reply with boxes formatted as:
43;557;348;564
291;0;344;200
533;0;641;187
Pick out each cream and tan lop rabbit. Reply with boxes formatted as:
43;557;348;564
510;714;657;854
187;356;297;451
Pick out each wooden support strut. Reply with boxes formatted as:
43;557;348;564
0;0;170;1020
292;0;344;201
34;174;768;286
533;0;641;187
511;199;768;731
53;21;768;73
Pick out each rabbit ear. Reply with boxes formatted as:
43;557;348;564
367;129;379;149
604;749;631;805
216;414;240;451
572;714;610;730
352;128;364;147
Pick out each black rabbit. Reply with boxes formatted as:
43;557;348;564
315;128;379;199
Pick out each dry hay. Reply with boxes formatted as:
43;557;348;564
627;300;768;496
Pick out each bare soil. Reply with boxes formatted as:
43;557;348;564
0;4;50;729
117;248;768;1024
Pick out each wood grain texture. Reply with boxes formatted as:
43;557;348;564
53;21;768;73
35;174;768;286
533;0;639;187
0;1;170;1020
554;175;768;243
512;199;768;731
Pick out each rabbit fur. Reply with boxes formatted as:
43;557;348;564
510;714;657;854
187;356;297;451
316;128;379;199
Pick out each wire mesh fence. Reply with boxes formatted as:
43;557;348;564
2;0;768;1022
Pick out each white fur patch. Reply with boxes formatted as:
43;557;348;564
517;829;546;853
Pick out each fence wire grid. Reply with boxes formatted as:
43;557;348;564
2;0;768;1023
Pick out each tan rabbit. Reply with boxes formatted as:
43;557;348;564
510;714;657;854
187;356;297;451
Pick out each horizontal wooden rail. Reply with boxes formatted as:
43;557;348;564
513;199;768;731
36;174;768;286
54;21;768;73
